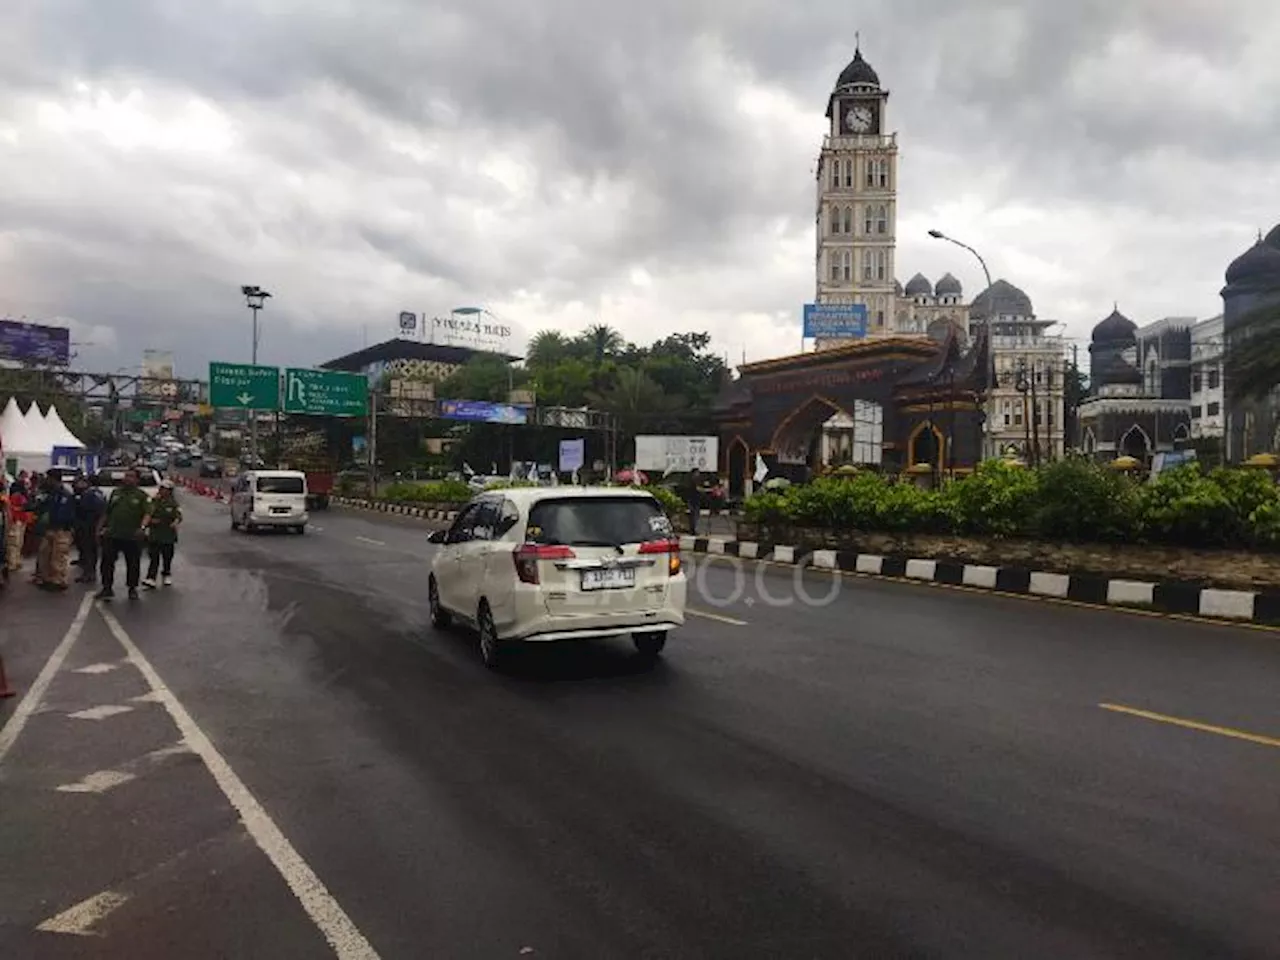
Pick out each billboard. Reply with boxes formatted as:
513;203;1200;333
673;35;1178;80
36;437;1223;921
438;399;529;425
0;319;71;365
634;435;718;473
803;303;868;339
431;308;514;353
141;349;177;399
558;438;585;473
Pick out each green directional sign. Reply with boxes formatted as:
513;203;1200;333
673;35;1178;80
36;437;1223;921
282;368;368;417
209;362;280;410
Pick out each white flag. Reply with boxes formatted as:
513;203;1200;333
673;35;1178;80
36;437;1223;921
754;454;769;484
462;462;475;477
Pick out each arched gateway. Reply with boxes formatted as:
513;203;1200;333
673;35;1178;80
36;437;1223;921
712;330;988;497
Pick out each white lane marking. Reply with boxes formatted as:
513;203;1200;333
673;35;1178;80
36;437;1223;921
57;770;137;794
68;704;135;721
0;592;95;765
310;526;324;532
36;889;130;936
355;536;385;547
686;608;748;626
130;690;164;704
73;662;121;675
98;607;382;960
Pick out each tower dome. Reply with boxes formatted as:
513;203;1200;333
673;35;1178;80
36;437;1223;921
835;48;880;90
934;272;963;297
1225;239;1280;287
1092;306;1138;343
904;273;932;297
1264;222;1280;248
970;279;1034;319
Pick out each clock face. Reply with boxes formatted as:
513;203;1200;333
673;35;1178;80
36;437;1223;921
844;104;875;134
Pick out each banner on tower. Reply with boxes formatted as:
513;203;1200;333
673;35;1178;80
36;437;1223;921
803;303;868;339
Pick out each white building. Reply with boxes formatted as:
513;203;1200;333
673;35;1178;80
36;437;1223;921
1190;314;1224;440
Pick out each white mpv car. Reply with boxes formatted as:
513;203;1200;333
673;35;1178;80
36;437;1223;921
427;487;687;667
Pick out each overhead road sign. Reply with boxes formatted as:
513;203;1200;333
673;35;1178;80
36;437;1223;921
283;368;368;417
209;362;280;410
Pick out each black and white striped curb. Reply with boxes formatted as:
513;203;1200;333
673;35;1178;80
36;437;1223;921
681;536;1280;627
331;496;460;523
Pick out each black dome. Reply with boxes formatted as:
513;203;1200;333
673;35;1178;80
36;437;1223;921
836;48;880;89
935;272;963;297
970;279;1033;319
1265;223;1280;248
904;273;932;297
1092;307;1138;344
1225;240;1280;286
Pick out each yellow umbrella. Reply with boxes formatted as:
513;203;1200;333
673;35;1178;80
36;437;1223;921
1244;453;1278;469
1109;455;1141;470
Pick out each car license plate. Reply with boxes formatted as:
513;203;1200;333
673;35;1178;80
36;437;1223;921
270;507;289;514
580;567;636;591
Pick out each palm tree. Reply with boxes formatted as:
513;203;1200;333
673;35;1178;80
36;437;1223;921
581;324;624;365
525;330;569;369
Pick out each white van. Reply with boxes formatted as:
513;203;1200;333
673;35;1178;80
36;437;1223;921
230;470;309;534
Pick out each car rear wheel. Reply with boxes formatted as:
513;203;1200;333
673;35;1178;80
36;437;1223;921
428;576;451;629
633;631;667;659
476;600;507;669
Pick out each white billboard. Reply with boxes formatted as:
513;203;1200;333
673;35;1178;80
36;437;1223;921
634;435;718;473
430;309;514;353
141;349;176;399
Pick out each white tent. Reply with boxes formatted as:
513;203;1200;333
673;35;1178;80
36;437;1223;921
0;397;26;451
20;402;57;453
43;404;85;449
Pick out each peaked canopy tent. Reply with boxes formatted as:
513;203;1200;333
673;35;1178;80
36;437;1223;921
0;398;87;474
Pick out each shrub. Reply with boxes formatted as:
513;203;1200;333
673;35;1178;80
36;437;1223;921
1135;465;1237;548
945;460;1040;537
382;479;472;503
647;485;687;520
1034;458;1138;543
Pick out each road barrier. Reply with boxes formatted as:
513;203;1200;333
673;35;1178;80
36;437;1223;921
173;473;226;503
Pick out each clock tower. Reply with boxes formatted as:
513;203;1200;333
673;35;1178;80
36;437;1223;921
814;44;898;348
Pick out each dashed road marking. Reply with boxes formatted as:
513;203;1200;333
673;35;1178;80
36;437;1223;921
57;770;137;794
73;662;122;675
0;592;96;765
36;889;130;936
355;536;385;547
686;608;748;626
99;606;382;959
68;704;135;721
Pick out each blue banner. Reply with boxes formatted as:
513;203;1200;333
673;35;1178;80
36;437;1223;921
438;399;529;425
0;320;71;364
803;303;868;339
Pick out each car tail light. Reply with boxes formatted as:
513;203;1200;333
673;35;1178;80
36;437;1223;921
513;543;575;584
639;539;681;576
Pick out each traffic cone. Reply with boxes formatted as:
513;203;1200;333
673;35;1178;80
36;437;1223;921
0;653;16;699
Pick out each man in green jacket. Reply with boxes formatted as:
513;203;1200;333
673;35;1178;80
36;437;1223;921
143;481;182;588
96;469;151;601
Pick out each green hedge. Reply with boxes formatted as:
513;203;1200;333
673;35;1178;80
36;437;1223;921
743;460;1280;550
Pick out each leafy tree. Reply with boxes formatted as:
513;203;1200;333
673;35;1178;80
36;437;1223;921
437;354;530;403
526;330;570;370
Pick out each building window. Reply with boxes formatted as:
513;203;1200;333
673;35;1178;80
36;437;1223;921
1191;405;1202;418
1013;404;1023;426
875;250;887;281
1002;399;1012;427
1192;373;1202;393
866;158;888;188
828;205;839;235
1207;401;1220;416
841;206;852;234
863;208;873;234
850;400;884;465
862;250;873;281
1208;368;1220;390
843;159;853;188
876;309;885;327
830;252;840;282
875;204;888;234
842;250;852;282
830;161;839;189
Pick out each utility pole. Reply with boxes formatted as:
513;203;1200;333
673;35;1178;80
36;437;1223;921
367;390;378;499
240;285;272;465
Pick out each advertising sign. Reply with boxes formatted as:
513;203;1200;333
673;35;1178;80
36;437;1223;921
558;438;585;473
802;303;868;339
0;319;71;365
431;309;514;353
141;349;176;399
634;435;718;473
208;362;280;410
398;311;417;335
437;399;529;425
283;368;368;417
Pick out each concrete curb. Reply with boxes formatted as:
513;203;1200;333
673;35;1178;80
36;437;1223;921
679;535;1280;627
331;496;460;523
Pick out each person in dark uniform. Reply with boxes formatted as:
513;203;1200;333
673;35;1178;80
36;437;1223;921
686;468;703;535
73;476;107;584
96;468;151;601
142;481;182;588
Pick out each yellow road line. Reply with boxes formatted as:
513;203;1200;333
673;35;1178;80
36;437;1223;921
686;608;748;627
1099;703;1280;750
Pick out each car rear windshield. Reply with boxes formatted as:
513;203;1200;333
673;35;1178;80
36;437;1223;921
525;497;671;547
256;476;305;494
94;471;157;488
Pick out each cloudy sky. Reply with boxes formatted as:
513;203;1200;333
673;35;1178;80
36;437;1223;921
2;0;1278;377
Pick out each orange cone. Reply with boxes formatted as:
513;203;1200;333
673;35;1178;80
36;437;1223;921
0;653;15;699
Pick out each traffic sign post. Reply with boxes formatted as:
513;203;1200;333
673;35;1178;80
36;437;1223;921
282;368;368;417
209;362;280;410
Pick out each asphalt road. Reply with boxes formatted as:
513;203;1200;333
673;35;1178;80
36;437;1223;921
1;485;1279;958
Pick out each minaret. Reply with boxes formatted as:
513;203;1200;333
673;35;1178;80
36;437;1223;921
814;42;898;349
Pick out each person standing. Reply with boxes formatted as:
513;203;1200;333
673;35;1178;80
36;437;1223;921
686;468;703;536
96;468;151;601
33;475;77;591
5;487;30;574
73;476;107;585
142;481;181;588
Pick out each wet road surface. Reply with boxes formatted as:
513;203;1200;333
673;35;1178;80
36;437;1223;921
2;488;1279;958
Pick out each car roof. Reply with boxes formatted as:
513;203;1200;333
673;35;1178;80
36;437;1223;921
245;470;306;478
477;486;658;506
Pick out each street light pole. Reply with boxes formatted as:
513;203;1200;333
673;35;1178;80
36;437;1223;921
240;285;272;465
929;230;997;460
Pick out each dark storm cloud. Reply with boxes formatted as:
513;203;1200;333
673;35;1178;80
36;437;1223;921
1;0;1277;372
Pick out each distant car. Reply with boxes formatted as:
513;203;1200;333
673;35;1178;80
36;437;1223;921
93;467;162;500
199;459;224;478
426;487;686;669
172;453;192;467
229;470;308;534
